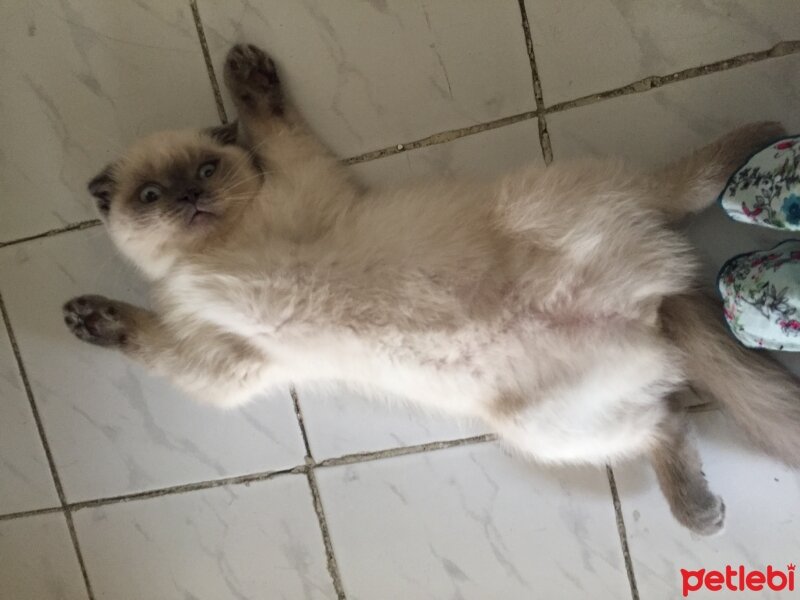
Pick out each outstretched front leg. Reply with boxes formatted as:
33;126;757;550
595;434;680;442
223;44;359;236
63;295;269;407
223;43;289;147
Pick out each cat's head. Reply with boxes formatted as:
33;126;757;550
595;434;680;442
88;123;262;279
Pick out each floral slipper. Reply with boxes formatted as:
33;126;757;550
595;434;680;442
719;135;800;229
718;240;800;350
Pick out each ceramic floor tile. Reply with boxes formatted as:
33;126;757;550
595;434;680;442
0;1;219;243
350;119;543;188
0;318;58;515
614;411;800;600
316;443;629;600
197;0;535;158
0;230;306;502
0;512;88;600
73;474;335;600
548;54;800;169
296;383;488;459
525;0;800;105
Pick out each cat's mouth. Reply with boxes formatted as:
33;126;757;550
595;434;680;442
185;207;217;226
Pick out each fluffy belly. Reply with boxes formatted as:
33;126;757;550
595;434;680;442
262;311;684;465
268;330;493;416
490;334;685;465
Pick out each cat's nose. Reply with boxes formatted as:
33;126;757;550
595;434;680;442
179;187;202;204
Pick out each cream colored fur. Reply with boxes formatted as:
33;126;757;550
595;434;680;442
65;43;798;535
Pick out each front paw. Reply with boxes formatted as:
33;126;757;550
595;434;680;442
63;295;132;348
223;43;283;115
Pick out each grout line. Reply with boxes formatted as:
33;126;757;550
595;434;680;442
546;39;800;116
516;0;553;165
0;293;95;599
62;509;96;600
343;110;539;165
2;40;798;251
189;0;228;124
291;389;347;600
0;220;101;250
290;386;313;457
69;465;306;512
0;430;496;522
0;505;63;523
344;39;799;166
306;468;347;600
316;433;498;468
0;396;714;514
606;465;640;600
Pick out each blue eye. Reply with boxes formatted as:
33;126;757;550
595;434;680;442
138;184;162;203
198;161;217;178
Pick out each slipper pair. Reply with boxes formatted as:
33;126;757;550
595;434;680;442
717;135;800;350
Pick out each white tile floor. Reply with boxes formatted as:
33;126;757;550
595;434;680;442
0;2;799;599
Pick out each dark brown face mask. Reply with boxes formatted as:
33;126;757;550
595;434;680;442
86;120;241;221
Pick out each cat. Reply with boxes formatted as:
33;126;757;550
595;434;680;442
64;42;800;536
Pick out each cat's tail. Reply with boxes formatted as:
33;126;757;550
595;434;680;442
646;121;786;221
661;293;800;467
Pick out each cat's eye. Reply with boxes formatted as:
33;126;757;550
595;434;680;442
198;160;218;179
138;184;162;204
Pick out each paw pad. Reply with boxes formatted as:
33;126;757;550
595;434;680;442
223;43;283;114
62;295;130;348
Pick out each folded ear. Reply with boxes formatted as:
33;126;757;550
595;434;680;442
87;164;117;215
204;121;239;145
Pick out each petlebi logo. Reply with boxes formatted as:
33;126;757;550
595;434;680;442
681;564;796;596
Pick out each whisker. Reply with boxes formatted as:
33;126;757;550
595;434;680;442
213;168;269;198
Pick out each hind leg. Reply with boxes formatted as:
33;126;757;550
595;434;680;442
647;121;786;220
650;393;725;535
